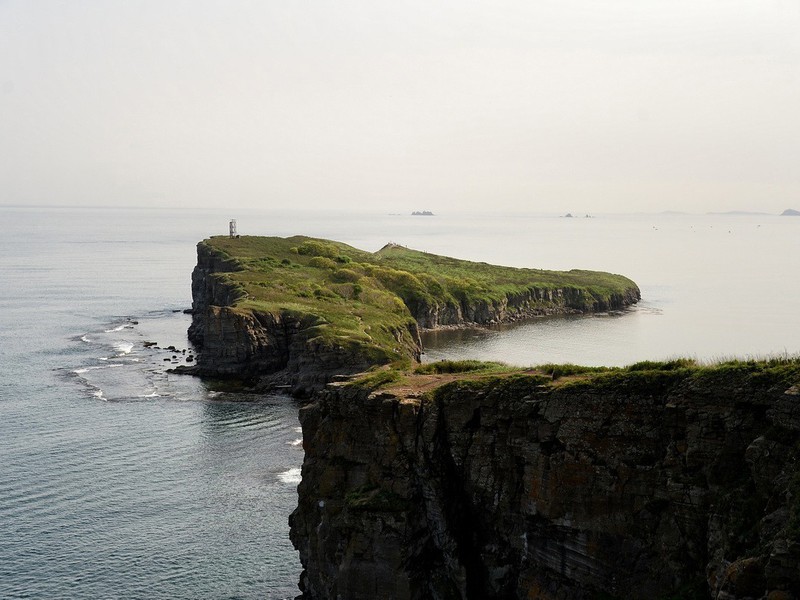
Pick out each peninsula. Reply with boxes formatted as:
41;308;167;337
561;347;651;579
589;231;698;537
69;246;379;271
185;235;640;396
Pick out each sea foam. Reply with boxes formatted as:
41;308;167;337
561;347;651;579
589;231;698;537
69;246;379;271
114;342;134;355
277;468;302;484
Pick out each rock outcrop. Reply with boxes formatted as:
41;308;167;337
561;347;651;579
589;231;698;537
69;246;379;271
290;365;800;599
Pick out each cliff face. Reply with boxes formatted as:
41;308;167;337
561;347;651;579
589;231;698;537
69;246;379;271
290;366;800;599
409;286;640;329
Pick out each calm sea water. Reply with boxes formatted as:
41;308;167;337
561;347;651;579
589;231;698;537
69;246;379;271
1;206;798;598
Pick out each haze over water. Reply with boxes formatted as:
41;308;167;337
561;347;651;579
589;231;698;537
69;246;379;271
0;206;798;598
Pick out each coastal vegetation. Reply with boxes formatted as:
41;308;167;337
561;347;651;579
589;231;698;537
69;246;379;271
355;356;800;394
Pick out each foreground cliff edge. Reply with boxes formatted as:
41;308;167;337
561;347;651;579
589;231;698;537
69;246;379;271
290;359;800;599
184;235;640;396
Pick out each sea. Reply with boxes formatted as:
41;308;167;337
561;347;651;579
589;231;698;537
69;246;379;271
1;206;798;599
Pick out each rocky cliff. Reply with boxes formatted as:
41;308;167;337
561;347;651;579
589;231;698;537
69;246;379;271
186;238;640;395
408;284;640;329
290;363;800;599
186;242;419;396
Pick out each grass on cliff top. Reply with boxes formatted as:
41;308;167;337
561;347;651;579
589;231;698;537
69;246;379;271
356;356;800;395
201;234;639;366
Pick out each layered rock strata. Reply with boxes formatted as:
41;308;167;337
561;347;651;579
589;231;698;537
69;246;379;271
290;366;800;599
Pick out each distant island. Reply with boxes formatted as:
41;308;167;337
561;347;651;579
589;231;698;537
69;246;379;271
411;210;434;216
782;208;800;216
707;210;771;216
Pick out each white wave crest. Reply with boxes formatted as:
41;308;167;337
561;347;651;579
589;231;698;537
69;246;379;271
73;364;123;374
114;342;134;355
277;467;302;484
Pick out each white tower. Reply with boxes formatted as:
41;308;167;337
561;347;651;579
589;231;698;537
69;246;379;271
229;219;237;238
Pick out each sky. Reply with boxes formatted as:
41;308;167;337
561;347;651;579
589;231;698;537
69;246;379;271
1;0;799;214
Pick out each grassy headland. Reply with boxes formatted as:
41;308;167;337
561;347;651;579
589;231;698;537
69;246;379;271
197;235;640;371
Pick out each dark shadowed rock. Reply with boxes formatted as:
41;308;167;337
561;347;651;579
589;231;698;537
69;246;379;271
290;364;800;599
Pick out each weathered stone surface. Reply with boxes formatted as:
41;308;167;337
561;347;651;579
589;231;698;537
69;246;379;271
290;368;800;599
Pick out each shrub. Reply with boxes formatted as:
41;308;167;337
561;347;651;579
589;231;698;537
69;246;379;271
415;360;504;375
298;240;339;258
331;268;360;283
536;363;612;380
374;267;430;308
313;287;337;299
309;256;337;269
626;359;695;372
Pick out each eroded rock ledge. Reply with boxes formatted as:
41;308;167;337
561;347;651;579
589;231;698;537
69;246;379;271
290;364;800;599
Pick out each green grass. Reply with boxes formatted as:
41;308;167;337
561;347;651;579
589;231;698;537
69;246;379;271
414;360;510;375
348;368;405;390
374;243;638;308
199;235;640;369
535;363;614;380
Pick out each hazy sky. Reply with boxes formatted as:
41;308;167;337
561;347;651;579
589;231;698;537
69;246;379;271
2;0;799;214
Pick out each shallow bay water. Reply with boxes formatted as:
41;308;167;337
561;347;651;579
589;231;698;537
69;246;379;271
0;206;798;598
